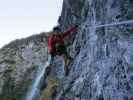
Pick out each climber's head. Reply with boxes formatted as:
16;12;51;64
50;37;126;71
53;26;61;33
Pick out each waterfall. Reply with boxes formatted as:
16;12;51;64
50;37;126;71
25;61;50;100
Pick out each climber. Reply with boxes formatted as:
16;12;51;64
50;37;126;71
47;25;78;76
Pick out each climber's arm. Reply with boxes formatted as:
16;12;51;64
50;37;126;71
62;25;78;38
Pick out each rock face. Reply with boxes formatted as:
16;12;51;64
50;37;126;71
0;0;133;100
50;0;133;100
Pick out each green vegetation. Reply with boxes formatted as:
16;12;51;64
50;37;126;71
31;64;38;70
0;73;23;100
39;76;60;100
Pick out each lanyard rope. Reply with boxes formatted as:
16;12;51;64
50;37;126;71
95;20;133;28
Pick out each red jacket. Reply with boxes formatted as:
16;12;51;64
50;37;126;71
48;26;77;53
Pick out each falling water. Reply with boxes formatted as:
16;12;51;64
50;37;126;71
25;61;50;100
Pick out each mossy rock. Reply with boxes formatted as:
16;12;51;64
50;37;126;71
39;76;60;100
9;64;17;72
0;75;23;100
4;59;16;64
31;64;38;70
26;64;38;74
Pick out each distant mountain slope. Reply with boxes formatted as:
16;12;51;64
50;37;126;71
0;32;48;100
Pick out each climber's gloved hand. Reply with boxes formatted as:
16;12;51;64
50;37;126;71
75;24;79;28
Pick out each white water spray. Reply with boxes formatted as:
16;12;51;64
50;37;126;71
25;61;50;100
95;20;133;28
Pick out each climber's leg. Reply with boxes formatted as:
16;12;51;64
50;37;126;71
56;45;72;76
62;54;70;76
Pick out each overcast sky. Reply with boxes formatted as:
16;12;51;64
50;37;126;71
0;0;63;48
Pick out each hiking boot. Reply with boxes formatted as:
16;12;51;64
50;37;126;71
64;58;73;76
65;69;69;76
